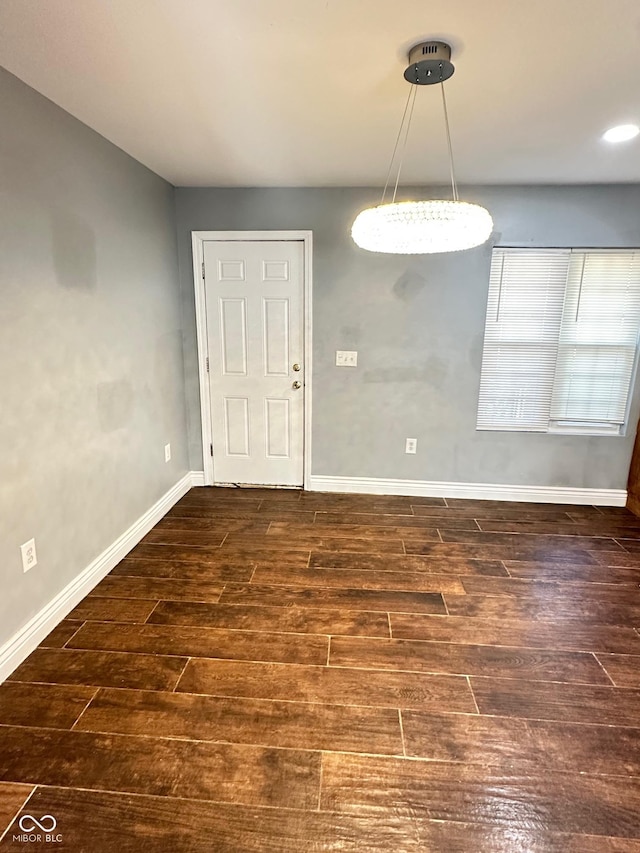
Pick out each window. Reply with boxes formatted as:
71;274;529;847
477;248;640;435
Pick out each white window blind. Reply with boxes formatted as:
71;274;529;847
477;250;569;431
477;248;640;434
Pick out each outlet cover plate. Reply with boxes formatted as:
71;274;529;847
165;443;171;462
21;538;37;573
405;438;417;454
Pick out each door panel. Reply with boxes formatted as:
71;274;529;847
265;398;290;458
204;240;304;486
220;299;248;375
223;397;250;456
263;299;289;376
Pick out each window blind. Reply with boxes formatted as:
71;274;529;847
477;250;569;430
551;251;640;426
477;248;640;434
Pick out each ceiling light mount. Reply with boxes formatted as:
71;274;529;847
404;41;455;85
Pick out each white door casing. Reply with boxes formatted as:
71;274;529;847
201;238;307;486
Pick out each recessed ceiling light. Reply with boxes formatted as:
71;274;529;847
603;124;640;143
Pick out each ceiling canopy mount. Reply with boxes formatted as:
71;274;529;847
403;41;455;86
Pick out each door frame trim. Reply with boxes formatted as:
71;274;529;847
191;230;313;488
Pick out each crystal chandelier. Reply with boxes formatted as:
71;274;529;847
351;41;493;255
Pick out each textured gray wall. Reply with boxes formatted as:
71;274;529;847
0;68;188;648
176;185;640;488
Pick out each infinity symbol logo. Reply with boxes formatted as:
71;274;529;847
18;815;57;832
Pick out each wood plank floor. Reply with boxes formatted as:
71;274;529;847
2;487;640;851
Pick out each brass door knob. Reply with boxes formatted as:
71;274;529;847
292;363;301;371
292;380;302;390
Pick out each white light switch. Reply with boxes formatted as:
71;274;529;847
336;350;358;367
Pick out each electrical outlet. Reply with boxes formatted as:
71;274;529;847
21;538;37;573
336;350;358;367
164;443;171;462
405;438;417;454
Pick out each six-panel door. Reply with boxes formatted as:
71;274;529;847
203;240;305;486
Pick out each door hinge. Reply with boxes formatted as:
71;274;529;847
202;261;205;280
210;443;213;457
206;356;210;373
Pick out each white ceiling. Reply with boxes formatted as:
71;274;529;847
1;0;640;187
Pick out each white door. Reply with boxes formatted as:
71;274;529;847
203;240;305;486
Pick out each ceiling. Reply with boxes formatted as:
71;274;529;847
1;0;639;187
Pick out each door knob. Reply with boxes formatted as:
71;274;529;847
292;380;301;390
292;363;301;371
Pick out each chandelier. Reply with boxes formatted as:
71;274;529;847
351;41;493;255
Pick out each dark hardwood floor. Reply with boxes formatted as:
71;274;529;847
1;487;640;851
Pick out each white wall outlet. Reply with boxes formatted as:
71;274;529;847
164;443;171;462
405;438;417;454
21;538;37;573
336;350;358;367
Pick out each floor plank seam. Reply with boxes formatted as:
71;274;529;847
143;602;161;625
466;676;481;714
69;687;101;731
61;621;87;648
592;653;617;687
172;657;192;692
0;683;529;713
9;725;640;765
29;782;328;812
5;726;410;759
316;753;324;811
0;786;37;843
398;709;407;756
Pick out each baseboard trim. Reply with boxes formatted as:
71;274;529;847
307;475;627;506
0;472;195;684
190;470;206;487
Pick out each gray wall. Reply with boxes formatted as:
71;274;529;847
176;185;640;489
0;68;188;649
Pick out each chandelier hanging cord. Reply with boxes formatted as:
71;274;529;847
440;80;459;202
380;84;415;205
391;84;418;203
381;62;459;206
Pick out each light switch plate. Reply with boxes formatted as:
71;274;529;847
336;350;358;367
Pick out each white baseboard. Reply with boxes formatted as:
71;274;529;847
307;475;627;506
0;472;197;684
190;470;206;486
